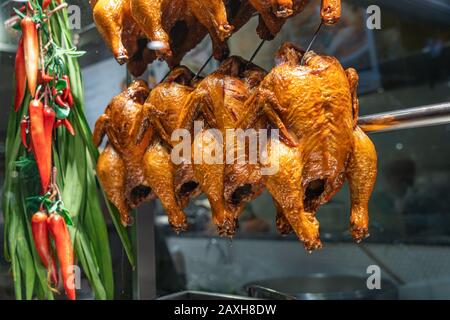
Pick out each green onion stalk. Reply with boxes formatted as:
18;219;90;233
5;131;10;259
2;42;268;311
2;0;134;300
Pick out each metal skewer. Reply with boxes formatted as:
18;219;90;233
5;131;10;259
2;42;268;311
301;21;323;65
359;102;450;133
248;39;266;64
194;53;214;81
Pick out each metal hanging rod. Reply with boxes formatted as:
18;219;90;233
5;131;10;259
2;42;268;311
359;102;450;133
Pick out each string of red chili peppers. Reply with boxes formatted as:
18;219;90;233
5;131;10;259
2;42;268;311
12;0;76;300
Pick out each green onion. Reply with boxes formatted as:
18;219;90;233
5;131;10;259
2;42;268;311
2;0;135;300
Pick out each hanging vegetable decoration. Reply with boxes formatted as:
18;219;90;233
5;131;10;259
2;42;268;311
3;0;135;300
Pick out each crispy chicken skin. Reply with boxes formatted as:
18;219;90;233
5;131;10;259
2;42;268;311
177;56;267;235
187;0;234;42
97;143;131;226
93;39;376;251
91;0;341;75
131;0;233;63
238;43;377;250
94;80;152;226
143;67;201;231
91;0;144;64
347;127;377;242
249;0;341;39
143;141;190;232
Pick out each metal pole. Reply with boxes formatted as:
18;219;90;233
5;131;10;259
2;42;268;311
134;202;157;300
359;102;450;133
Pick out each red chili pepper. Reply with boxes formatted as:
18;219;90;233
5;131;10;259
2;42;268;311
38;70;54;84
55;119;63;128
43;107;56;173
42;0;62;10
31;211;58;286
62;75;71;100
14;37;27;112
29;100;51;194
67;91;74;108
47;214;75;300
21;17;39;97
56;95;69;108
62;118;75;136
42;0;52;9
52;87;69;108
20;117;29;149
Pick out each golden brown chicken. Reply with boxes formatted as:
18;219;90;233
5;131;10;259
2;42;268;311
249;0;341;40
131;0;233;63
238;43;377;250
143;67;202;231
176;56;268;235
91;0;145;64
97;143;130;225
94;80;153;226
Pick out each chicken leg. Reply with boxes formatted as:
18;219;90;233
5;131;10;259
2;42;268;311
188;0;234;60
143;142;188;231
347;127;377;242
264;138;322;250
91;0;143;64
97;144;132;226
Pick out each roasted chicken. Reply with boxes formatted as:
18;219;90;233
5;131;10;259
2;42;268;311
238;43;377;250
91;0;341;76
130;0;233;63
249;0;342;40
94;80;152;226
177;56;267;235
91;0;145;64
142;66;202;231
97;143;130;225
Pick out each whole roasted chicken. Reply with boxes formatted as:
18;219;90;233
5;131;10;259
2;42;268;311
176;56;268;235
142;67;202;231
91;0;145;64
238;43;377;250
94;80;153;226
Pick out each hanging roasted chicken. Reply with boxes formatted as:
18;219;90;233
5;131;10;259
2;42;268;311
175;56;268;235
91;0;145;64
130;0;234;63
94;80;153;226
91;0;342;76
249;0;342;40
142;66;202;231
238;43;377;250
